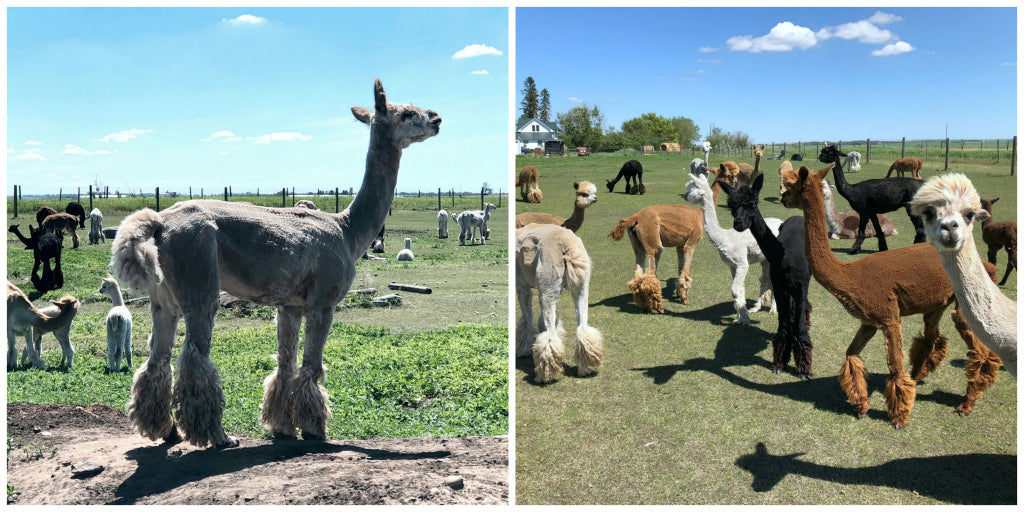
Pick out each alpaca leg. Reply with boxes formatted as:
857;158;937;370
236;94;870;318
792;296;814;379
869;214;887;252
22;331;46;370
55;327;74;369
754;262;775;314
7;332;19;371
262;306;301;438
951;306;1001;416
904;204;926;244
291;307;334;440
124;325;133;369
880;323;915;429
909;308;948;382
999;245;1016;285
571;273;603;377
675;246;694;304
838;324;876;419
533;275;566;383
515;279;537;358
173;299;237;448
730;264;750;325
770;299;792;374
849;215;870;255
987;245;999;266
127;302;180;444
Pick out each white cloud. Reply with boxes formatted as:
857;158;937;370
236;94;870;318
247;132;312;144
470;70;489;75
62;144;92;155
452;44;503;59
94;149;111;155
831;20;895;44
1002;62;1017;67
15;150;45;161
698;59;720;64
204;130;242;142
24;140;42;146
698;47;719;53
727;22;820;53
568;97;584;104
223;14;267;26
7;148;15;153
868;11;902;25
872;41;914;56
97;128;153;143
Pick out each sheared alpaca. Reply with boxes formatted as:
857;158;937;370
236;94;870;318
606;159;644;194
459;203;496;245
517;166;542;203
843;151;862;173
515;181;598;232
294;200;318;210
41;212;81;249
7;281;79;371
780;163;1003;427
10;225;63;292
685;173;779;325
437;209;449;238
720;175;814;378
31;301;79;369
608;204;703;311
885;157;923;179
516;223;603;383
111;79;440;448
821;178;898;240
910;173;1016;378
66;202;87;229
99;276;133;373
89;208;105;244
397;238;414;261
978;198;1016;286
35;206;57;226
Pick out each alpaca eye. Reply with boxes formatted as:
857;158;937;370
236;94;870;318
965;211;975;223
923;207;936;221
401;111;415;121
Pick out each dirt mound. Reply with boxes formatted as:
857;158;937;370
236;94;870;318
7;402;508;505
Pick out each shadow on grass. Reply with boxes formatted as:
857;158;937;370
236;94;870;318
594;293;771;327
735;441;1016;504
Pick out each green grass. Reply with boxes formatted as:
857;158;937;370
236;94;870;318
514;153;1016;505
7;203;509;440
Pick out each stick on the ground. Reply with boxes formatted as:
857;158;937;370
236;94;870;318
388;283;432;294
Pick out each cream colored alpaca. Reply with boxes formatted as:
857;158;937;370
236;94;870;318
294;200;318;210
7;281;79;371
516;223;603;383
111;79;440;448
515;181;598;232
910;173;1017;378
99;276;133;373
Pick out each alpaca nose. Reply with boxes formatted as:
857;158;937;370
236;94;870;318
941;219;959;232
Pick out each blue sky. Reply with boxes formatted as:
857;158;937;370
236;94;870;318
517;7;1016;144
7;7;508;196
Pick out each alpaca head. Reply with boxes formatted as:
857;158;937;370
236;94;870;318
98;275;122;298
753;144;764;159
980;197;999;216
719;173;764;233
573;181;598;209
684;172;712;205
404;237;412;250
718;162;740;187
780;164;833;210
702;141;712;153
351;78;441;149
485;203;496;214
50;295;80;313
817;144;847;165
605;179;616;193
910;173;989;254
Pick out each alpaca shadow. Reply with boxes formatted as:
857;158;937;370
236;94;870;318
735;442;1016;504
832;246;878;255
762;197;780;204
592;291;645;314
632;322;772;385
111;439;451;504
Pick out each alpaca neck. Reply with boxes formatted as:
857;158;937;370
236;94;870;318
753;152;762;174
697;193;729;250
106;287;125;308
822;189;841;235
344;122;403;257
747;209;783;263
799;184;849;290
11;227;33;247
563;204;586;231
831;162;852;198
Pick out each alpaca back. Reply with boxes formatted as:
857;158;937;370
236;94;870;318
111;208;166;293
106;304;133;371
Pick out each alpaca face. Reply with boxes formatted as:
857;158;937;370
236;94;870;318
817;145;846;165
724;180;762;233
351;79;441;149
684;173;710;205
910;173;989;253
574;181;598;209
98;277;120;298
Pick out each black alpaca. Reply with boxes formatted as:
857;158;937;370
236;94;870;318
65;202;87;229
818;144;924;254
606;159;645;195
10;224;63;291
35;206;58;226
719;175;813;378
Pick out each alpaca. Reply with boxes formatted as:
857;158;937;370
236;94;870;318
821;178;898;240
7;281;79;371
515;181;598;233
978;198;1016;286
35;206;57;226
517;166;542;203
843;151;862;173
41;212;82;249
459;203;496;245
66;202;87;229
711;161;741;206
910;174;1017;378
767;147;786;160
780;163;1003;426
735;145;764;188
10;225;64;292
790;154;803;161
294;200;318;210
885;157;924;179
9;224;35;250
608;204;703;311
371;223;386;253
515;223;603;383
689;141;713;176
31;301;79;369
720;175;813;378
110;79;440;448
818;143;925;253
89;208;105;244
606;159;644;195
684;173;779;325
99;276;133;373
397;238;414;261
437;209;449;238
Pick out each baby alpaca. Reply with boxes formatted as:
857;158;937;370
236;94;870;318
89;208;105;244
885;157;924;179
979;198;1016;286
397;238;415;261
294;200;318;210
31;301;79;369
7;281;79;371
99;276;133;373
41;212;82;248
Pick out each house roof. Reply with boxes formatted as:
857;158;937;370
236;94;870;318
516;117;559;133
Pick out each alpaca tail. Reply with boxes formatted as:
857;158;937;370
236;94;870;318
561;239;592;292
608;214;640;241
111;208;165;293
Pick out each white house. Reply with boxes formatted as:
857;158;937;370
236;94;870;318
516;118;561;153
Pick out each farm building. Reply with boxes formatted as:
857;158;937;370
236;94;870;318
516;117;562;153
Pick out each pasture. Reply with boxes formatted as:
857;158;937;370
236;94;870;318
514;152;1016;505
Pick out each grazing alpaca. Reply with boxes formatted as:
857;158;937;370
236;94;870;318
515;223;603;383
7;281;79;371
821;179;898;240
110;79;440;447
459;203;496;245
437;209;449;238
35;206;57;226
978;198;1016;286
818;143;925;254
790;153;803;161
41;212;82;249
66;202;87;229
99;276;133;373
885;157;924;179
720;175;813;378
89;208;105;244
31;300;79;369
606;159;644;195
608;204;703;311
684;173;779;325
397;238;414;261
515;181;598;232
10;225;64;292
843;151;861;173
294;200;318;210
517;166;542;203
780;164;1003;426
910;174;1017;378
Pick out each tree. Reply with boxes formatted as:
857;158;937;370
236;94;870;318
520;77;539;119
556;103;604;149
539;89;551;123
730;131;750;149
621;113;677;148
670;116;700;150
706;126;732;150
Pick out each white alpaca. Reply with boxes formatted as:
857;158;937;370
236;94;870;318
516;223;603;383
110;79;440;448
689;141;713;176
843;151;861;173
437;209;449;238
684;172;780;325
99;276;133;373
7;281;79;371
910;173;1017;378
89;208;105;244
294;200;318;210
459;203;496;245
397;238;414;261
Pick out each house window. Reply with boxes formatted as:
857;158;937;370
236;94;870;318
532;125;539;132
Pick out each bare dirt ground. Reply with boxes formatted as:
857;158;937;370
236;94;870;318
6;402;508;505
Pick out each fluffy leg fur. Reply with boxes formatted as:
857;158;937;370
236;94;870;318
290;307;334;440
173;342;233;447
951;307;1001;415
839;324;877;418
515;280;537;358
574;326;604;377
127;304;179;443
532;330;565;384
881;323;914;428
261;307;301;438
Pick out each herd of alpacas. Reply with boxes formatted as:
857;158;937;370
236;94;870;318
515;142;1016;430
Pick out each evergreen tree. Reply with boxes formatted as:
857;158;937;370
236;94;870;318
539;89;551;123
520;77;539;119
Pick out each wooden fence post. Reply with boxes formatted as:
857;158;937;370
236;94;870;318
224;187;229;201
291;187;295;205
78;187;81;203
438;187;441;211
498;189;502;208
156;187;160;212
189;186;193;200
997;139;1000;164
944;138;950;171
335;187;340;213
13;185;18;219
59;188;62;201
901;137;905;158
89;185;93;211
282;187;286;207
865;139;870;163
1011;136;1017;176
480;187;485;210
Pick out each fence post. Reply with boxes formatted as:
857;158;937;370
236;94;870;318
13;185;18;219
335;187;339;213
901;137;905;158
865;139;870;163
480;187;484;210
282;187;286;207
156;187;160;212
89;185;93;211
224;187;228;201
996;139;1000;164
1011;136;1017;176
498;189;502;208
189;186;193;200
925;139;928;159
59;188;62;201
944;138;950;171
438;187;441;211
291;187;295;205
201;188;203;199
78;187;81;203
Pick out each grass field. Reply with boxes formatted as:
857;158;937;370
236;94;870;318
7;201;509;440
514;152;1017;505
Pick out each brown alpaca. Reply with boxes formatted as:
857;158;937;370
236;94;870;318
515;181;597;232
884;157;923;179
780;164;1002;427
35;206;57;226
517;166;542;203
40;212;81;248
736;145;764;187
627;265;664;313
979;197;1016;286
711;162;740;206
608;205;703;311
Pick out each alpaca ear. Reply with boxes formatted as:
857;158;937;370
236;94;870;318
816;163;833;179
374;78;388;115
573;182;580;190
351;106;373;125
974;208;991;223
752;173;765;193
797;166;811;182
990;197;1000;205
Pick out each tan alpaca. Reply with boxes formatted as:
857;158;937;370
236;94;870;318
7;281;79;371
40;212;81;248
608;204;703;310
910;173;1016;378
885;157;923;179
711;162;740;206
515;181;598;232
516;223;603;383
111;79;440;448
517;166;542;203
780;164;1002;427
736;145;764;187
